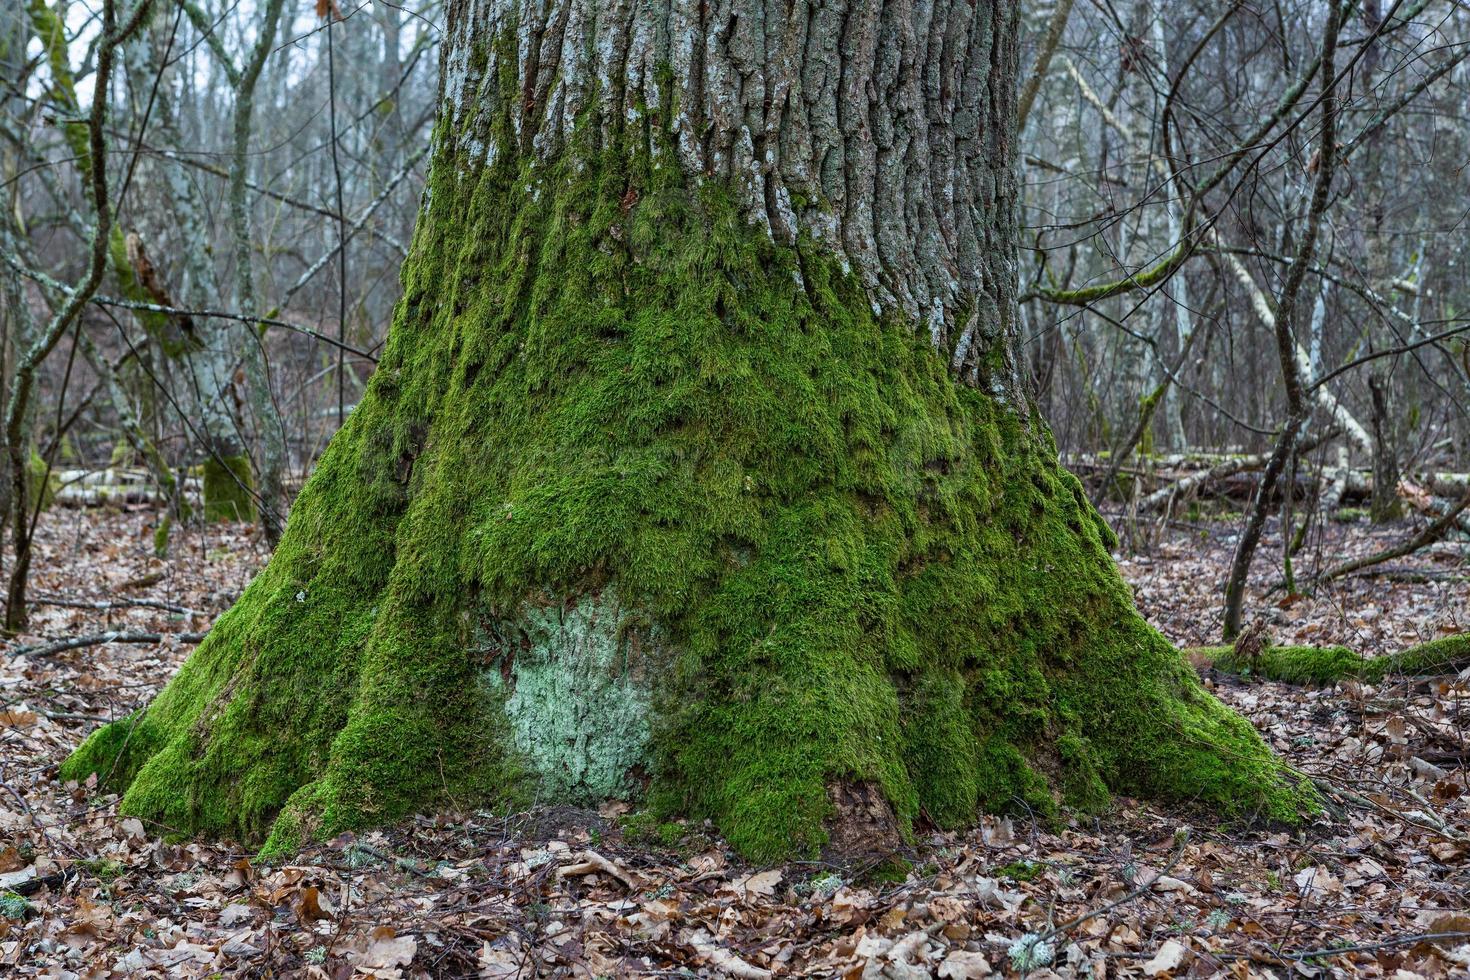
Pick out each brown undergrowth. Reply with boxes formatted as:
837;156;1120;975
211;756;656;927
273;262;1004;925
1;507;1466;976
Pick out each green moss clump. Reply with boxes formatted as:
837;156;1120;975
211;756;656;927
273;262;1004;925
1058;732;1111;814
1198;634;1468;685
1363;634;1469;682
26;449;59;512
62;38;1308;861
1207;644;1363;685
866;858;913;884
201;454;256;523
78;858;126;881
994;860;1043;882
619;812;687;849
153;514;173;558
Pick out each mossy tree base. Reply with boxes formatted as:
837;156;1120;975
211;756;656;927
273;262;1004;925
26;450;59;513
201;454;256;523
63;66;1310;860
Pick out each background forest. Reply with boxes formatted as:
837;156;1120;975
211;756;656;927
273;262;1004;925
4;0;1469;623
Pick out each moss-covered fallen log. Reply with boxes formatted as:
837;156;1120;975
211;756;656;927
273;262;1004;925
1191;634;1469;685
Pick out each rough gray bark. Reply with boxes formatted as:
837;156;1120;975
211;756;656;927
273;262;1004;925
1368;373;1403;522
441;0;1025;398
125;28;243;484
216;0;288;541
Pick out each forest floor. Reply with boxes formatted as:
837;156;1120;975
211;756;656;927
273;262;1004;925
0;504;1467;978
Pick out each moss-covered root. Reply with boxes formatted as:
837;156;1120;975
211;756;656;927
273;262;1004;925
1194;634;1470;685
202;454;256;523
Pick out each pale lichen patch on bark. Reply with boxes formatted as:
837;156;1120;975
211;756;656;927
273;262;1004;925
477;588;660;803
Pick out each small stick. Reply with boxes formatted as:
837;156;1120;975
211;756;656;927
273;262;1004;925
30;594;198;615
9;630;208;658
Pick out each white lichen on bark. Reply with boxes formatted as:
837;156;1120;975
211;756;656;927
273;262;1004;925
477;588;661;802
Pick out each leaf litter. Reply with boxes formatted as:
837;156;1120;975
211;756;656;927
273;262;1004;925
0;505;1466;977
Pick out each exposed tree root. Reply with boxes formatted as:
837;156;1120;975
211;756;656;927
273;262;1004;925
1191;634;1470;685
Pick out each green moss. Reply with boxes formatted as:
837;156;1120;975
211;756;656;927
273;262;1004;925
619;812;688;849
866;858;912;884
995;860;1043;882
1198;635;1468;685
201;454;256;523
26;449;59;512
1364;634;1469;682
62;40;1307;861
106;227;180;353
973;737;1058;822
1209;644;1363;685
78;858;126;881
1058;732;1110;814
152;514;173;558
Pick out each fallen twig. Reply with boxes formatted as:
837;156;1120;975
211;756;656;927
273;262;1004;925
556;849;645;890
1223;931;1470;964
31;594;198;615
1313;485;1470;584
9;630;208;658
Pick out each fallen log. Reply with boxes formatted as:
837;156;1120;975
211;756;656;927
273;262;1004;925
30;593;198;615
49;468;202;508
1189;633;1469;685
1136;431;1339;512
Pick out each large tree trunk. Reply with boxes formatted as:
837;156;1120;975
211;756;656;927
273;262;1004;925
64;0;1305;860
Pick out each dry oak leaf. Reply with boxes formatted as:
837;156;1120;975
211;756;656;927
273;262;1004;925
1423;912;1470;942
928;896;968;924
1142;939;1193;976
296;884;333;922
936;950;992;978
728;868;783;899
1292;866;1342;896
351;925;418;977
683;928;772;979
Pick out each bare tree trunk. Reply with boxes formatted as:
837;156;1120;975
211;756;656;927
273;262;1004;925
1368;373;1403;522
1222;0;1344;640
125;23;253;524
211;0;288;541
4;0;154;631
